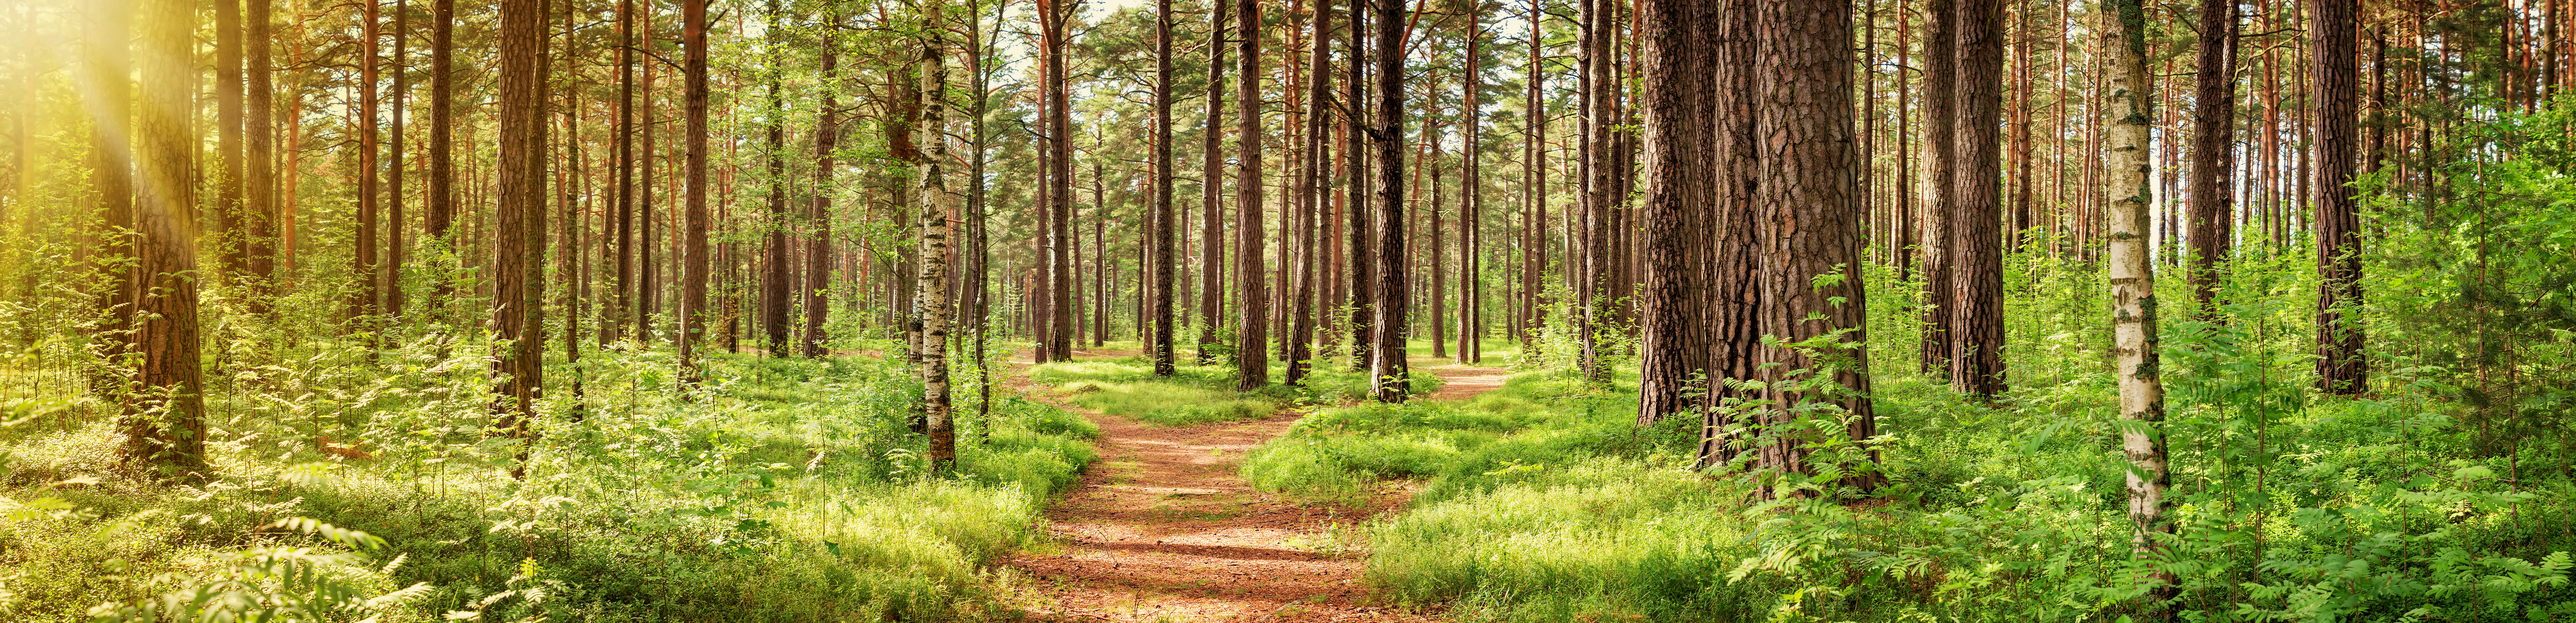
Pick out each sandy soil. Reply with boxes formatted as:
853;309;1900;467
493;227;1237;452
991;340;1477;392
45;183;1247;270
999;361;1513;622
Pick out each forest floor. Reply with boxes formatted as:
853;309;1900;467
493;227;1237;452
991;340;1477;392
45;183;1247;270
999;349;1508;622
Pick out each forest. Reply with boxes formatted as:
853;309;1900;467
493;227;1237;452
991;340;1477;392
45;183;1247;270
0;0;2571;619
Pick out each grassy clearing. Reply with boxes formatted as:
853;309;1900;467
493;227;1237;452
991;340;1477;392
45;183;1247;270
1026;354;1444;427
1241;366;2576;621
0;346;1094;622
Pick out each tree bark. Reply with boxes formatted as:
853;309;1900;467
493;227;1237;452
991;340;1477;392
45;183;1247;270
1458;12;1481;365
806;9;839;358
1044;0;1077;363
2312;0;2365;394
1287;0;1331;387
1150;0;1179;376
1200;0;1230;366
217;0;245;281
1635;0;1714;425
2098;0;2175;605
1573;0;1610;382
2186;0;2236;317
918;0;956;473
1347;0;1375;370
1700;0;1762;466
1368;0;1408;402
431;0;459;310
1235;0;1270;391
494;0;545;436
681;0;710;384
1950;0;2007;397
1520;0;1542;355
125;0;210;478
1916;0;1957;375
248;0;275;312
1753;0;1877;492
355;0;381;328
762;0;791;357
386;0;409;320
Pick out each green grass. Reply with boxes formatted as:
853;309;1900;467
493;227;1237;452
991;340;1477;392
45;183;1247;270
0;349;1095;623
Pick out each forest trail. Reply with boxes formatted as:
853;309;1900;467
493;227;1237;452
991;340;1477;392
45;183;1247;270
1000;356;1511;622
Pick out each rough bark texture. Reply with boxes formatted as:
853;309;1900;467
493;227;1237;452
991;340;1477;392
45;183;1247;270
1753;0;1877;492
1234;0;1269;391
124;0;208;479
1151;0;1178;376
1346;0;1375;370
1636;0;1715;425
1916;0;1956;375
763;0;792;357
1368;0;1408;402
248;0;275;309
918;0;955;473
2311;0;2366;394
1950;0;2007;397
681;0;710;384
432;0;459;307
1286;1;1331;387
2186;0;2236;316
2099;0;2175;603
1574;0;1610;382
1700;0;1763;467
806;12;837;358
385;0;408;320
494;0;546;435
1044;0;1076;363
1200;0;1228;366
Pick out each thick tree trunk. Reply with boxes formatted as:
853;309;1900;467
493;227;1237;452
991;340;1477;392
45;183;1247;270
125;0;209;478
1368;0;1408;402
763;0;791;357
1151;0;1178;376
1917;0;1956;375
493;0;546;441
918;0;956;473
1700;0;1762;467
2098;0;2175;604
1286;0;1331;386
1951;0;2007;397
1346;0;1374;370
1753;0;1877;493
1200;0;1229;366
1574;0;1611;382
1458;14;1481;365
1636;0;1714;426
2312;0;2365;394
1520;0;1542;355
1044;0;1077;363
217;0;244;281
806;11;838;358
431;0;459;310
681;0;710;384
2186;0;2236;316
1235;0;1270;391
247;0;275;312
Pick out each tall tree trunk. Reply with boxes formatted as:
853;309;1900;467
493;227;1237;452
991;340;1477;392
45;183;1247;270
1235;0;1270;391
355;0;381;329
1636;0;1714;425
763;0;791;357
1347;0;1374;370
430;0;458;311
1044;0;1076;362
1950;0;2007;397
1753;0;1877;493
807;9;839;358
967;0;993;428
1200;0;1229;366
1520;0;1542;355
1574;0;1609;382
1368;0;1408;402
2186;0;2236;316
248;0;276;312
217;0;244;281
681;0;710;384
128;0;208;479
638;10;658;340
918;0;956;473
386;0;409;320
606;0;632;341
1917;0;1956;375
494;0;545;441
1458;12;1481;365
2098;0;2174;605
1150;0;1178;376
1287;0;1331;387
1700;0;1762;466
2311;0;2364;394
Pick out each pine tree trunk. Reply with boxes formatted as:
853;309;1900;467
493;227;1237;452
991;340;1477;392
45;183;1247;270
1347;0;1375;370
127;0;211;478
1368;0;1408;402
2311;0;2365;394
355;0;381;328
385;0;408;320
2186;0;2237;316
432;0;459;310
1286;0;1331;386
1235;0;1270;391
806;9;838;358
1200;0;1229;366
1917;0;1956;375
680;0;710;383
1045;0;1076;363
1520;0;1542;355
2098;0;2174;604
1753;0;1878;493
248;0;276;313
1574;0;1609;382
1636;0;1715;426
1458;15;1481;365
216;0;244;281
1951;0;2008;397
493;0;545;435
1150;0;1179;376
1701;0;1762;466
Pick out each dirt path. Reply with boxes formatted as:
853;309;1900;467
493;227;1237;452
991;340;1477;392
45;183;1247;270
1001;363;1512;622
